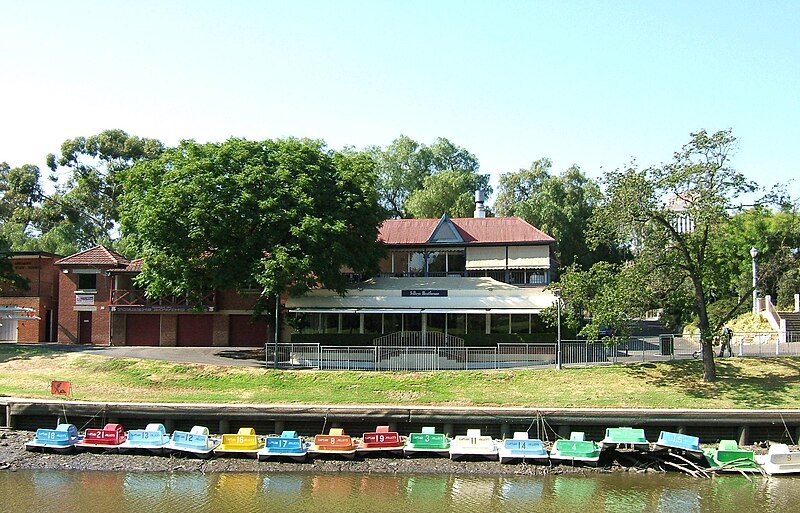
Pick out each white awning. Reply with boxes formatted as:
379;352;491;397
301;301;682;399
507;246;550;268
465;247;506;269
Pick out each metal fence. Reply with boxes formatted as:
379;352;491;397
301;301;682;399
266;331;800;371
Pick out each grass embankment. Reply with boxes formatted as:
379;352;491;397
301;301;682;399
2;345;800;409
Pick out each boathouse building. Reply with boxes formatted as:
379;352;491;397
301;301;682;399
287;208;559;346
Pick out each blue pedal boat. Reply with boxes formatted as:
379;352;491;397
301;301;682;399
118;423;171;454
498;432;549;464
257;431;311;462
25;423;82;453
163;425;220;458
654;431;702;458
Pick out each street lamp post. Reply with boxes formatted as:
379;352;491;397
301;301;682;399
750;247;758;315
553;289;562;370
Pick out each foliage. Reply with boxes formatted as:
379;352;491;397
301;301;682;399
544;262;646;341
586;129;757;381
45;129;164;249
120;138;386;311
372;135;485;218
495;159;625;269
404;168;492;218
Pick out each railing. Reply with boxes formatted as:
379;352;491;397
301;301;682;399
373;331;464;347
375;270;548;286
111;289;216;309
268;332;800;371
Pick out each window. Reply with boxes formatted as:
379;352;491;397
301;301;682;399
490;314;510;334
78;273;97;291
447;313;466;335
341;313;360;334
510;314;530;334
364;314;382;334
427;313;445;333
467;314;486;335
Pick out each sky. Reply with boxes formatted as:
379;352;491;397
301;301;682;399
2;1;798;204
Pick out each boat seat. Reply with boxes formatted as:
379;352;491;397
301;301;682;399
512;432;529;440
280;431;298;438
466;429;482;437
190;426;210;436
237;428;256;436
570;432;586;441
421;427;436;434
376;426;390;433
329;428;345;436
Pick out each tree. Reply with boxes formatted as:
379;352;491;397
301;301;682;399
46;129;164;249
120;138;386;312
586;129;756;382
0;162;44;233
404;168;492;218
496;159;624;269
546;262;647;341
373;136;482;218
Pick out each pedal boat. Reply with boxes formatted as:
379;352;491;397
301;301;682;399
308;428;357;459
549;432;601;467
449;429;498;461
653;431;702;459
403;426;451;457
117;423;171;454
703;440;760;473
257;430;311;462
214;427;264;458
498;432;549;464
163;425;220;458
755;443;800;475
600;427;650;452
357;425;406;456
25;423;82;453
76;423;127;452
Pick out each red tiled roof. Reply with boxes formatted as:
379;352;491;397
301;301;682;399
55;245;130;267
378;217;554;245
121;259;144;272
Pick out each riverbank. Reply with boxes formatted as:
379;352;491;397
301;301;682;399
3;345;800;408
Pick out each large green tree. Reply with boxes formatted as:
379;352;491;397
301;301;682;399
496;159;624;269
586;129;757;381
373;136;483;218
46;129;164;249
404;168;492;218
120;138;386;311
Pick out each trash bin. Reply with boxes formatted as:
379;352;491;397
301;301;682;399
659;335;674;356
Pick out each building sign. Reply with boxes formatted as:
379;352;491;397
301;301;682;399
401;289;448;297
75;294;95;306
51;380;71;396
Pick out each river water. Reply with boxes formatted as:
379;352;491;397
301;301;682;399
1;470;799;513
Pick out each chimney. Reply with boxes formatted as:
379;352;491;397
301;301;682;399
474;190;486;218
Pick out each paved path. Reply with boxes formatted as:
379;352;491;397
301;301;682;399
14;343;267;367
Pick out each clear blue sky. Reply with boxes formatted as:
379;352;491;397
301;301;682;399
2;1;798;203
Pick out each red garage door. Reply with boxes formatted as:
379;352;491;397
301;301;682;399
126;315;160;346
177;315;214;347
229;315;268;347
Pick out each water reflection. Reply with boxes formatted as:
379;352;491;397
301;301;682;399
3;470;800;513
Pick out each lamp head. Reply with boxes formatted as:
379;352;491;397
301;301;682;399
750;247;758;259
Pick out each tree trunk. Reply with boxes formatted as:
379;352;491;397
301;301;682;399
702;338;716;382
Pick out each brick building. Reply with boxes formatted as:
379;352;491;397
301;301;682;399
56;246;269;347
0;252;60;342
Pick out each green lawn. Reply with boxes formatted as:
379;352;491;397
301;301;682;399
1;345;799;409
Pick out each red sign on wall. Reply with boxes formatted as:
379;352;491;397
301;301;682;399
51;381;71;396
